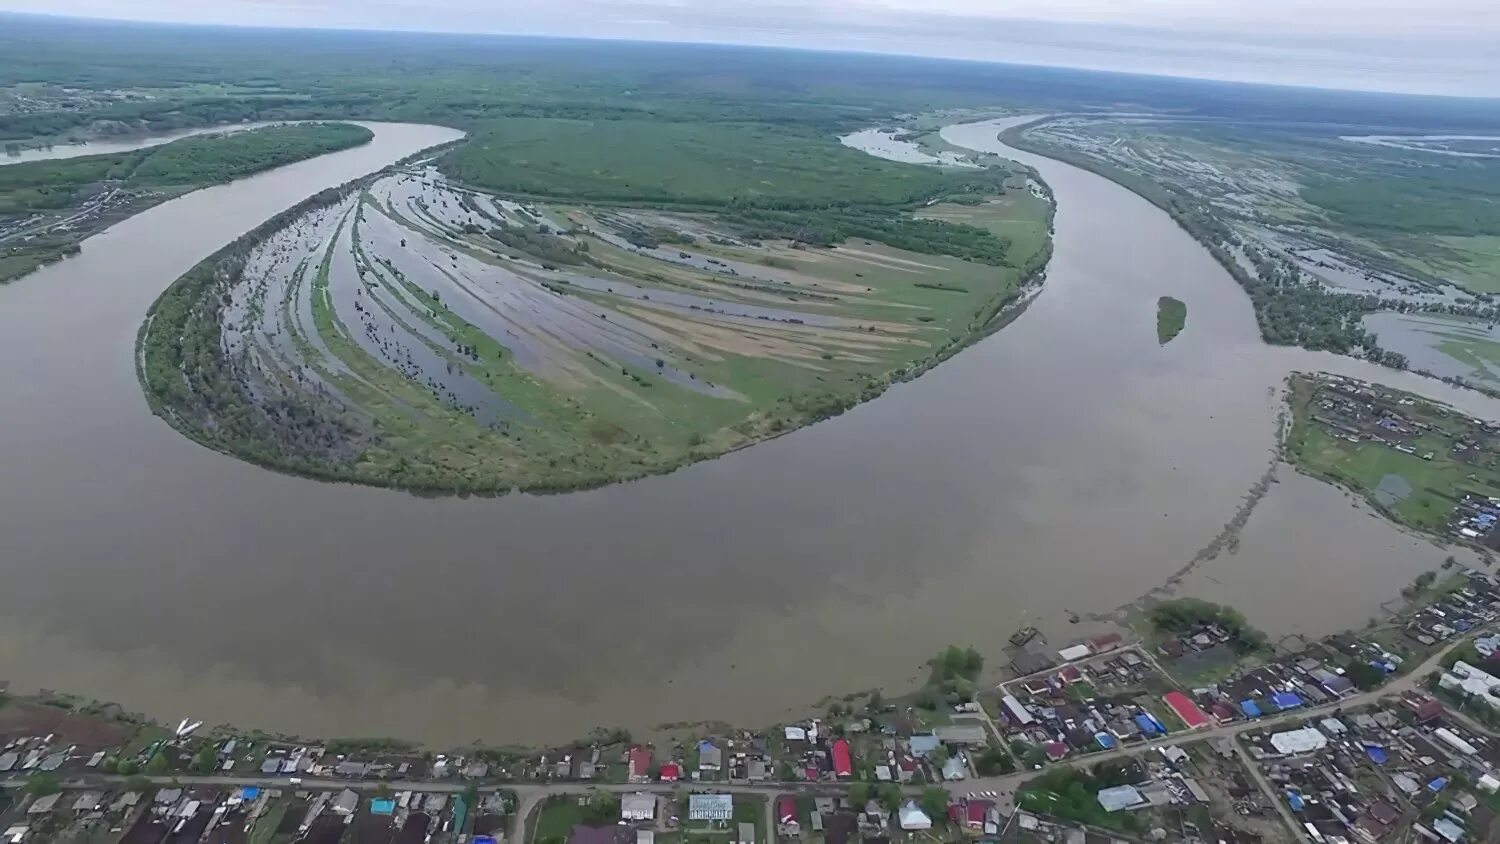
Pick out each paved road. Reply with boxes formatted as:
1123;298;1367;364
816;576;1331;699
0;634;1472;843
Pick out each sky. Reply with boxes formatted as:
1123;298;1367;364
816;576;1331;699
3;0;1497;97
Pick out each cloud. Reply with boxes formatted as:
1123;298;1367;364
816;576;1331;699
2;0;1496;96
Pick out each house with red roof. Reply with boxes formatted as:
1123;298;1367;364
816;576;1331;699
627;746;653;783
658;763;680;782
1089;633;1124;653
964;800;995;830
1163;691;1210;730
831;738;853;778
776;796;799;833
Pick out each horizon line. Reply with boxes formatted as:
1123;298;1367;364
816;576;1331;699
5;9;1499;102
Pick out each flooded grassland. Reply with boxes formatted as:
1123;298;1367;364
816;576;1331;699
139;166;1051;492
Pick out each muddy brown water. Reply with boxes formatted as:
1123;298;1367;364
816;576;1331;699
0;117;1497;746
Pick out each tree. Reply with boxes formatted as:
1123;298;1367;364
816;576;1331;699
1344;660;1385;692
848;782;871;806
190;744;218;774
25;772;61;796
974;747;1014;777
375;782;392;799
582;792;620;825
117;759;140;776
878;784;903;812
144;752;170;775
920;787;949;824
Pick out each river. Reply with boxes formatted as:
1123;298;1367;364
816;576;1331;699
0;117;1496;746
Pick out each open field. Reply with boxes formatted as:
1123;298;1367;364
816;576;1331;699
0;121;372;282
138;157;1050;493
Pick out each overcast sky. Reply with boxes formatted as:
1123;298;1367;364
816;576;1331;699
5;0;1497;97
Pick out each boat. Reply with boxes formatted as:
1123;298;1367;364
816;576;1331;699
1009;625;1039;647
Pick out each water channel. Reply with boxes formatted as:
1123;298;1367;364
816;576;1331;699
1;117;1498;746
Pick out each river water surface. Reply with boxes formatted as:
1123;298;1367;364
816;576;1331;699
1;118;1496;745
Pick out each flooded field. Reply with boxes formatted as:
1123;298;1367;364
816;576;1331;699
1365;311;1500;388
1339;134;1500;159
143;164;1044;490
839;128;977;168
1;118;1497;746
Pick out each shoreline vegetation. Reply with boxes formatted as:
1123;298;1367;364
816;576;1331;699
1000;118;1409;368
1156;295;1186;344
136;120;1055;495
0;122;373;283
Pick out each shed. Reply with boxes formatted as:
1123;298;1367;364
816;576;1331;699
333;789;359;816
27;794;61;815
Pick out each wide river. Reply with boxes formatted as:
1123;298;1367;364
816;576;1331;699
1;118;1497;746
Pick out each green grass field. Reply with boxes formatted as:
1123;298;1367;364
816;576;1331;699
441;117;997;208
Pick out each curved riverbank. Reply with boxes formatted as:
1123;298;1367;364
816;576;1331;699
3;118;1499;747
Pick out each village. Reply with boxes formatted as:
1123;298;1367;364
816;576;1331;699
10;571;1500;844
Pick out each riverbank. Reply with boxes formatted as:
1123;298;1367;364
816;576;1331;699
0;122;373;283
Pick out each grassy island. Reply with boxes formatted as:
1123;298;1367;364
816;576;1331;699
1156;296;1186;344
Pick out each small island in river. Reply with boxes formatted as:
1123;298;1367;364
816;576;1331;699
138;119;1052;493
1156;295;1186;344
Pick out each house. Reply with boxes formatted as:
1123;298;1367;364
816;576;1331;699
333;789;360;816
1090;633;1125;653
26;794;60;816
659;763;681;782
628;746;653;783
698;741;723;772
689;794;734;822
831;739;853;778
897;801;931;831
736;823;755;844
621;793;656;822
71;792;105;812
776;796;799;834
934;725;988;746
942;756;967;781
1096;785;1147;813
907;734;940;757
1163;691;1210;730
964;800;995;830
